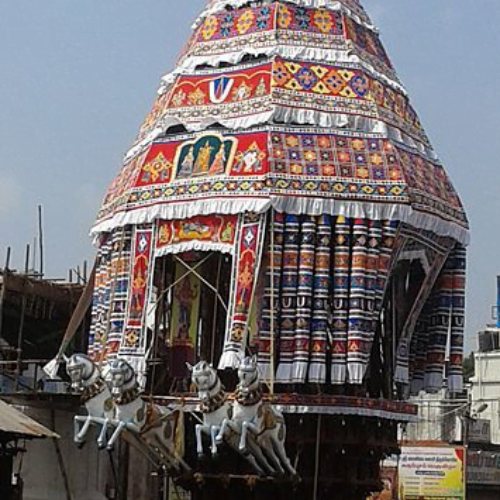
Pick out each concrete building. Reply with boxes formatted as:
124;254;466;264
470;329;500;445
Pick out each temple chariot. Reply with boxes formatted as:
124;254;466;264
70;1;469;499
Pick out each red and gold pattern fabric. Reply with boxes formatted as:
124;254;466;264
219;213;268;368
96;128;467;248
184;3;395;81
158;57;424;148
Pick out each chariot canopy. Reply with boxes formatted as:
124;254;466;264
88;0;468;398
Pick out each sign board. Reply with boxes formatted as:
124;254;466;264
453;416;492;444
467;450;500;486
399;446;465;500
467;419;491;444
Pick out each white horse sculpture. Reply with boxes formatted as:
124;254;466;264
105;358;190;473
188;360;273;475
217;356;297;477
66;353;114;447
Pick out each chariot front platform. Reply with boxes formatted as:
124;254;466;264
154;394;416;500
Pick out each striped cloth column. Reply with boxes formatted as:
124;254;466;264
409;305;432;396
331;216;351;385
292;216;316;383
448;245;466;394
308;214;332;384
257;212;284;382
276;214;300;384
375;221;398;315
347;218;370;384
365;220;382;345
107;227;133;359
424;264;453;393
88;237;112;359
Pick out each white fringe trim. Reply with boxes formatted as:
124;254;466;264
123;105;435;164
331;364;346;384
448;374;464;394
275;362;293;384
257;362;274;383
308;363;327;384
292;362;309;384
218;350;244;370
394;365;409;385
272;106;433;158
410;378;425;396
275;403;418;422
155;241;235;257
91;196;470;247
424;372;443;394
347;362;366;385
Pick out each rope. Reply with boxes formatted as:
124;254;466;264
173;255;228;312
210;255;223;365
270;209;276;397
313;414;322;500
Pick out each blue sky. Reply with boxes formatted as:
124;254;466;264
0;0;499;350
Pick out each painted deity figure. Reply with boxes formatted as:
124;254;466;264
208;145;226;175
174;277;198;342
193;141;213;175
130;264;146;320
178;146;195;178
233;143;264;174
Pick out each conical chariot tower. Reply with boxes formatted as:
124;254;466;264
85;1;469;498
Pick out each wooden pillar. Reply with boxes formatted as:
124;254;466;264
0;442;13;500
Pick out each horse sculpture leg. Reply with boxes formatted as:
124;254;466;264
245;436;275;476
195;424;206;456
258;434;285;475
107;422;126;451
97;418;114;449
215;418;231;445
269;427;297;477
210;426;221;456
75;415;94;445
239;421;261;452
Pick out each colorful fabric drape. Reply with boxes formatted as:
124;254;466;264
292;216;316;383
308;214;332;384
423;261;454;393
219;213;267;369
448;245;466;393
256;213;399;386
257;212;284;381
409;304;432;395
118;226;156;384
330;216;351;384
275;214;300;383
88;228;132;361
346;218;370;383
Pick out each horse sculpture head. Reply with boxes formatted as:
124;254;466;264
66;354;98;392
107;359;136;397
187;361;219;405
238;355;259;388
236;355;262;400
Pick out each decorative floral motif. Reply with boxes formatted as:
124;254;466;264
236;9;255;34
313;10;333;33
201;15;219;40
140;153;173;184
